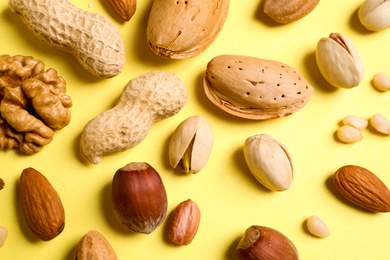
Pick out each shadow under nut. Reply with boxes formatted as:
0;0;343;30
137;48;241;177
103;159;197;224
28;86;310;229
203;55;313;120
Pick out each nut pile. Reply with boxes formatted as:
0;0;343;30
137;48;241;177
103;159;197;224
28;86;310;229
1;0;390;259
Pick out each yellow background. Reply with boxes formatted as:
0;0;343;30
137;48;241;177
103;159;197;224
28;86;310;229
1;0;390;259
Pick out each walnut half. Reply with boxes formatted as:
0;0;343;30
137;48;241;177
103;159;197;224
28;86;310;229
0;55;72;154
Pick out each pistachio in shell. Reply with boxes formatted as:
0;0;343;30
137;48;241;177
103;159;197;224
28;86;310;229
169;115;213;174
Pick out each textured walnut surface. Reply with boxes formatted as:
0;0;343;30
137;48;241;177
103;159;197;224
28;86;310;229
0;55;72;154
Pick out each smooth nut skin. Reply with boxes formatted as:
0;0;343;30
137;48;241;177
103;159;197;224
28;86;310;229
169;115;214;174
147;0;230;59
359;0;390;31
0;226;8;248
264;0;320;23
80;71;188;164
168;199;201;245
20;167;65;241
370;113;390;135
236;226;299;260
9;0;125;78
111;162;168;234
74;231;118;260
204;55;313;120
306;215;330;238
373;72;390;91
333;165;390;212
342;116;368;131
337;125;363;144
243;134;293;191
316;33;364;88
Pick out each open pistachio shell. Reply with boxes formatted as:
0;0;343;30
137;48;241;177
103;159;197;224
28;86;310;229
169;115;213;174
316;33;364;88
243;134;293;191
359;0;390;31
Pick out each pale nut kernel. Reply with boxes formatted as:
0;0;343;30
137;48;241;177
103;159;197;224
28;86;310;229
0;226;8;248
169;115;214;174
243;134;293;191
373;72;390;91
337;125;363;144
370;113;390;135
306;215;330;238
316;33;364;88
359;0;390;31
168;199;201;246
342;116;368;131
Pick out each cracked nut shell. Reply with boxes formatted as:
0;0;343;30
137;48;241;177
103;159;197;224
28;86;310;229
169;115;213;174
244;134;293;191
316;33;364;88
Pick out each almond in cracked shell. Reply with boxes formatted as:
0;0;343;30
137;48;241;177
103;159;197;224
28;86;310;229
203;55;313;120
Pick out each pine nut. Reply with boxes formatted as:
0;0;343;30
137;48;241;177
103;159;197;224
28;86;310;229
337;125;363;143
370;113;390;135
373;72;390;91
307;215;330;238
342;116;368;131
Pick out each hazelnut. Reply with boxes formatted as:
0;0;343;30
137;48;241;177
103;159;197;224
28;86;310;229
236;226;299;260
111;162;168;234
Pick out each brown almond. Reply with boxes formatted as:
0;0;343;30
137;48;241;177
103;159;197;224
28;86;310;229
147;0;230;59
104;0;136;21
203;55;313;120
74;230;118;260
0;178;4;190
168;199;201;245
263;0;320;23
333;165;390;212
20;167;65;241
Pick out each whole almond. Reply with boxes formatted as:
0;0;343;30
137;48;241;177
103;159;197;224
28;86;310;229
333;165;390;212
147;0;230;59
264;0;320;23
168;199;201;245
20;167;65;241
204;55;313;120
104;0;136;21
74;230;118;260
0;178;4;190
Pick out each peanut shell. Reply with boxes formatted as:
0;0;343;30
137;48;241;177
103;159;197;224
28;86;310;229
9;0;125;78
